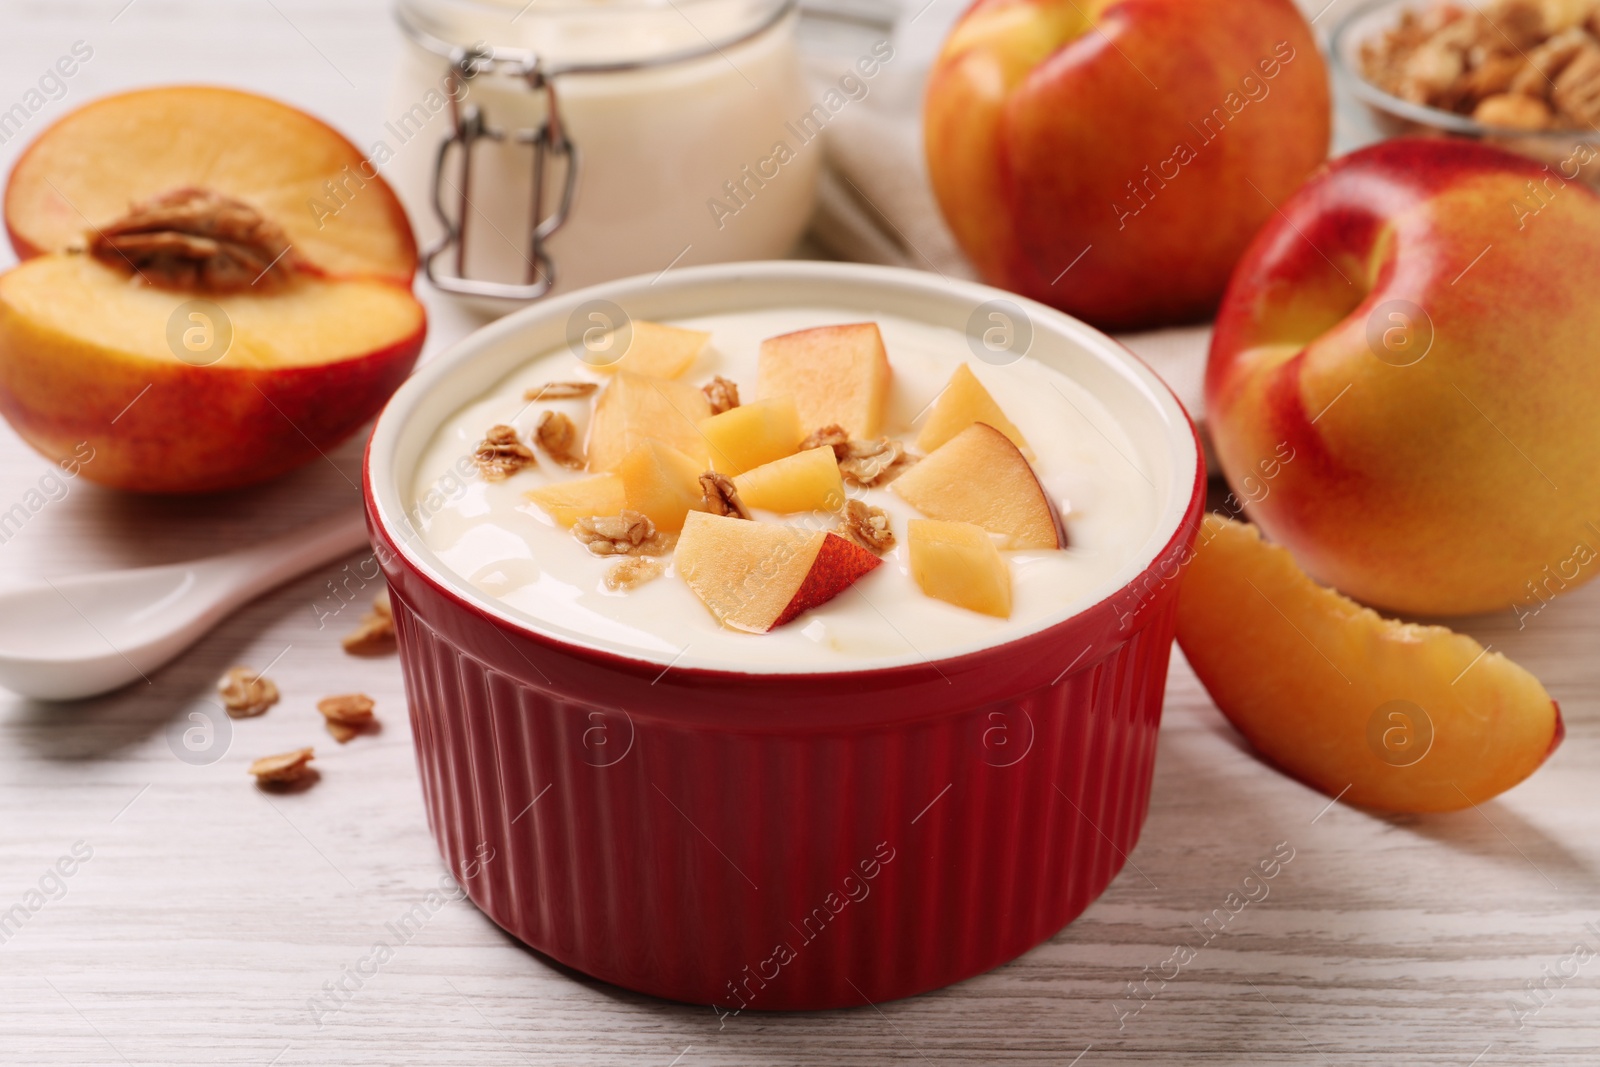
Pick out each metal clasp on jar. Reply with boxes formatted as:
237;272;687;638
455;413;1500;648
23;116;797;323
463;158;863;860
423;43;578;302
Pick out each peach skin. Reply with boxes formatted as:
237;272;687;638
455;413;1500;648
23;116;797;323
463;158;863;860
924;0;1329;330
1208;138;1600;617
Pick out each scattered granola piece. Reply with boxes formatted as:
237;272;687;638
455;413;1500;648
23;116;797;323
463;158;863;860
699;471;752;519
341;591;396;656
474;425;536;481
840;499;896;556
535;410;586;470
702;375;741;415
524;381;599;401
605;557;666;592
572;510;674;557
219;666;279;719
249;748;315;785
318;693;377;743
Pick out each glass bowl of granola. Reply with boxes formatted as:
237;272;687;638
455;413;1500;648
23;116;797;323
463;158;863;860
1330;0;1600;182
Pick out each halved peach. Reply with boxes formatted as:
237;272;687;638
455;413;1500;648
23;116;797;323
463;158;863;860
892;423;1065;549
1176;516;1562;813
917;364;1032;458
523;473;627;527
0;86;423;493
0;254;423;493
908;519;1012;618
676;511;881;632
733;446;845;514
758;323;892;437
593;321;709;379
699;395;804;475
587;372;712;472
6;86;416;282
615;439;706;532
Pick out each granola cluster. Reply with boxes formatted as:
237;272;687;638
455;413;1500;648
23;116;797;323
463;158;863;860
524;381;598;401
249;748;315;786
1361;0;1600;128
573;510;674;557
605;557;665;591
699;471;752;520
219;666;279;718
340;590;395;656
535;411;585;469
840;500;895;556
317;693;377;743
474;425;537;481
702;375;741;415
799;425;919;487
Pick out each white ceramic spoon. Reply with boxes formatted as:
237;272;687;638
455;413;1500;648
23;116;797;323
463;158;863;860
0;510;371;701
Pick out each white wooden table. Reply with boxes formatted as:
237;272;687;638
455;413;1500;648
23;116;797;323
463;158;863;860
2;2;1598;1064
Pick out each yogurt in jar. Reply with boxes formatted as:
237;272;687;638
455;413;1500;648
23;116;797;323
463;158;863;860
408;307;1160;672
389;0;821;302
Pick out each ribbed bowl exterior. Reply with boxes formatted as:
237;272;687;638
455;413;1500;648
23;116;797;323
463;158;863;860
372;489;1200;1010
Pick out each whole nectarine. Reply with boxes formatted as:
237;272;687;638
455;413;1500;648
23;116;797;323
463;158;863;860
924;0;1329;330
1208;138;1600;616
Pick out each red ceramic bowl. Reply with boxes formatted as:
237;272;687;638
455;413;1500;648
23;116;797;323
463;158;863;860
364;262;1204;1011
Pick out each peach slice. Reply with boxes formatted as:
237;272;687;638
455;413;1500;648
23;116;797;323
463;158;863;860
6;86;416;282
908;519;1012;618
732;446;846;514
593;321;710;379
699;395;804;475
676;511;881;632
892;423;1066;549
587;372;712;472
615;440;706;532
758;323;892;437
523;473;627;527
916;364;1032;458
1176;516;1563;813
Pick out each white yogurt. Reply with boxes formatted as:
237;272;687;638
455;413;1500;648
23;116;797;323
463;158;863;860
408;307;1160;671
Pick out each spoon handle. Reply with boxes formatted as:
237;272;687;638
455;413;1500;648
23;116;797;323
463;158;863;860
207;509;373;606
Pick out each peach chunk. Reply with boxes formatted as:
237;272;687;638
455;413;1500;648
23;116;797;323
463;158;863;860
592;321;710;379
699;395;804;475
757;323;892;437
732;446;846;514
908;519;1012;618
1176;516;1563;813
587;371;711;472
676;511;881;632
615;440;705;532
892;423;1065;549
917;364;1033;458
523;474;626;527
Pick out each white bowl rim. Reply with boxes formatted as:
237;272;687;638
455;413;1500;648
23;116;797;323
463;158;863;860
366;260;1202;676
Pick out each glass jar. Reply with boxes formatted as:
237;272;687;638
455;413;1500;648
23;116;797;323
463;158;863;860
389;0;820;309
